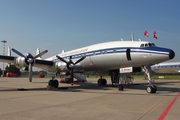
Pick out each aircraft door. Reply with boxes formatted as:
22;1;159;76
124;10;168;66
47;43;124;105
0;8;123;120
126;48;131;61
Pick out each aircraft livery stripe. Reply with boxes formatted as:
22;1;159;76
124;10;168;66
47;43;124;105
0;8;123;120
52;47;170;61
152;63;180;67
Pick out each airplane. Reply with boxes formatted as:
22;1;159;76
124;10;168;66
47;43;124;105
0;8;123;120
0;40;175;93
120;61;180;80
151;61;180;73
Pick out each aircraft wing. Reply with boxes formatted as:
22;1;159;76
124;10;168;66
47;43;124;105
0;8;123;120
35;59;54;66
0;55;16;63
34;59;55;71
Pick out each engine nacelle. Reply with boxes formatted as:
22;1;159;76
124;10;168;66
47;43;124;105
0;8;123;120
55;61;69;71
14;57;28;69
55;61;83;72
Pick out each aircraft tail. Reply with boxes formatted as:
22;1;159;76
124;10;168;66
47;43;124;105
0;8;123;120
8;47;11;56
36;48;42;59
62;50;65;53
7;47;12;67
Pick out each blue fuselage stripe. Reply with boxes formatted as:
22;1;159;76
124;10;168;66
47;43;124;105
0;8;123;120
52;47;170;62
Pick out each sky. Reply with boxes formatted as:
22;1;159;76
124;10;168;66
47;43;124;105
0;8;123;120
0;0;180;70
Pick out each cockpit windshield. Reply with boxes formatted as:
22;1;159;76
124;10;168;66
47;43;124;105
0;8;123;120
140;43;156;47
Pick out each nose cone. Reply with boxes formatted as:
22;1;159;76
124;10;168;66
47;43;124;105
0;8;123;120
169;50;175;59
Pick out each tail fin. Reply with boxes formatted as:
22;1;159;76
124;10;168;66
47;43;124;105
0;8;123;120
36;48;42;59
8;47;11;56
62;50;65;53
8;47;11;67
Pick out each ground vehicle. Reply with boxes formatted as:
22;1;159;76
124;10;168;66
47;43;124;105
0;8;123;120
38;73;45;78
6;72;19;77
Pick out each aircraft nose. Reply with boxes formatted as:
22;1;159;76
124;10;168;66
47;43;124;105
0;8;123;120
169;50;175;59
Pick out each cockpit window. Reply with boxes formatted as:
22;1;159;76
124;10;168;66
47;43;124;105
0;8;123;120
148;43;152;46
140;44;144;47
140;43;156;47
151;43;156;46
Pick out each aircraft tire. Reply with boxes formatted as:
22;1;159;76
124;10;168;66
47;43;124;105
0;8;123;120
118;85;124;91
54;80;59;88
97;79;102;86
146;86;157;93
98;79;107;86
151;85;157;93
48;80;55;87
102;79;107;86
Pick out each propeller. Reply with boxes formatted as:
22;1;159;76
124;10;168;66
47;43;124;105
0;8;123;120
12;48;48;82
56;55;86;85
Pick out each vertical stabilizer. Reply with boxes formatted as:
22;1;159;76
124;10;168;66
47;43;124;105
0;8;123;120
131;32;134;41
62;50;65;53
8;47;11;56
36;48;42;59
8;47;11;67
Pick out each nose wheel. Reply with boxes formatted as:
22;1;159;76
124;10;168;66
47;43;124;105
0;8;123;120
146;85;157;93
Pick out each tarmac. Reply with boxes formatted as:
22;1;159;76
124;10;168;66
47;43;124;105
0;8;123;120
0;77;180;120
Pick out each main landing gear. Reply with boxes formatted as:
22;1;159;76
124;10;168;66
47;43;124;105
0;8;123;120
110;70;124;91
97;70;124;91
142;65;157;93
47;76;59;89
97;76;107;86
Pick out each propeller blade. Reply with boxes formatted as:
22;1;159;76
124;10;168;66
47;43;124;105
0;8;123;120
12;48;25;57
74;56;86;64
70;68;74;86
34;50;48;59
29;63;32;82
56;55;68;64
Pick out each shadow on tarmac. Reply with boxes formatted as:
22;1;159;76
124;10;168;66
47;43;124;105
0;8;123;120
0;80;180;95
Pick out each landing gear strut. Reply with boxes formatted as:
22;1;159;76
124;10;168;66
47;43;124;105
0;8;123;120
142;65;157;93
110;70;124;91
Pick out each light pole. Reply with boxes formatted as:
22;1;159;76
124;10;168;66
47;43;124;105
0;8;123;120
1;40;7;77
